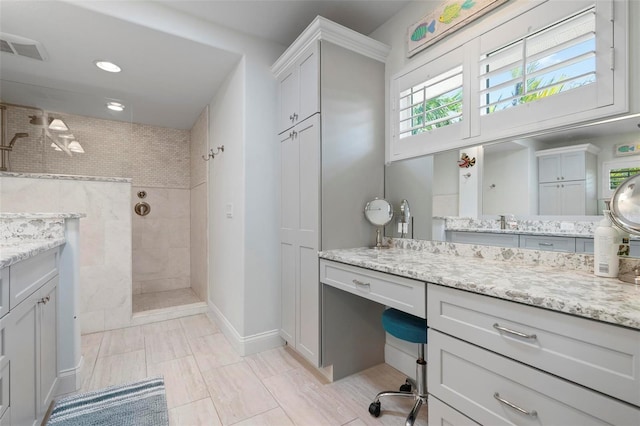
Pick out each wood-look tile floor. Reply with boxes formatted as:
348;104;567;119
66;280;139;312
79;314;429;425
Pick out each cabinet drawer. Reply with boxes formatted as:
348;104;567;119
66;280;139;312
428;284;640;406
428;395;479;426
0;362;7;419
9;248;58;309
320;260;425;318
0;269;7;319
446;231;519;248
519;234;575;252
428;330;640;426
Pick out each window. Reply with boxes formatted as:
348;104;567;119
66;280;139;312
388;0;626;163
602;158;640;198
480;7;596;115
399;66;463;139
610;167;640;190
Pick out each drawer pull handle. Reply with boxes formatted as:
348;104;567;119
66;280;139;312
352;279;371;290
493;323;537;340
494;393;538;417
538;242;554;246
38;296;50;305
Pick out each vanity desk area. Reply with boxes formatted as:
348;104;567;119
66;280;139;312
319;239;640;425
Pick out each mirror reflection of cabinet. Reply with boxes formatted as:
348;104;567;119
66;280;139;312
536;144;600;215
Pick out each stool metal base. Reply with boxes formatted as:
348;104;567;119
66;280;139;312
368;345;427;426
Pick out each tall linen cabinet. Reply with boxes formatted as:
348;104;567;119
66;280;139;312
272;17;388;366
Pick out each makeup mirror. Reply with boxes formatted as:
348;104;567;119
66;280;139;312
364;198;394;248
610;173;640;236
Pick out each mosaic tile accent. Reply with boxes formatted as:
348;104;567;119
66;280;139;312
3;105;190;188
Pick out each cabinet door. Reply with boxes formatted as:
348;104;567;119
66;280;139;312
538;155;562;183
295;116;321;366
8;290;39;426
296;44;319;124
561;180;586;215
561;151;586;181
278;68;298;134
279;115;321;366
38;278;58;416
538;183;561;215
280;130;299;345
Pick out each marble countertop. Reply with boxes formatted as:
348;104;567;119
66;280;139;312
0;171;131;183
319;247;640;331
0;238;65;268
0;213;85;219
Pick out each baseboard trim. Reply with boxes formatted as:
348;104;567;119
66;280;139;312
207;301;283;356
56;362;82;396
385;343;417;379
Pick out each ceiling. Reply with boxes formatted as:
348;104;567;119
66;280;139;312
0;0;410;130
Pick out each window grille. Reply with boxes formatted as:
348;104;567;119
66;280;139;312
479;7;596;115
610;168;640;190
399;66;463;139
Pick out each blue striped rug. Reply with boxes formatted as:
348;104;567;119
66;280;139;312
46;376;168;426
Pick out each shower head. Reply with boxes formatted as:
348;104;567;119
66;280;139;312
9;132;28;148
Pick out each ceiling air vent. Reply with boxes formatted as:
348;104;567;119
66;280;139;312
0;33;48;61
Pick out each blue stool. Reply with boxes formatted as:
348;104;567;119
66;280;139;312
369;308;428;426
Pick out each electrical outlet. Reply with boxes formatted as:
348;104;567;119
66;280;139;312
225;203;233;218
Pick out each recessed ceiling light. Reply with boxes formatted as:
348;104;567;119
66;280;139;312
95;60;121;73
106;101;125;112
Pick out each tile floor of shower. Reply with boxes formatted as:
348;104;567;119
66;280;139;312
133;288;204;313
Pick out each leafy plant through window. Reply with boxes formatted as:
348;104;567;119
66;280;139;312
609;168;640;191
479;7;596;115
399;66;463;139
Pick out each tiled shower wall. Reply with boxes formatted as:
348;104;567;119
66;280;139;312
4;105;198;300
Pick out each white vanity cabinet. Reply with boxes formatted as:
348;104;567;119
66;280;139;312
273;17;388;367
2;248;60;426
427;284;640;425
536;144;599;215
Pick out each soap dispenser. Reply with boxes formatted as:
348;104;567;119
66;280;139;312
594;211;620;277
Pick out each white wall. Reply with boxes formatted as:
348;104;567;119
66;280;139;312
209;60;246;337
243;55;280;338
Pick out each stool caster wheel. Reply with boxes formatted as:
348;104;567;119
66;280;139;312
368;401;381;417
399;383;412;392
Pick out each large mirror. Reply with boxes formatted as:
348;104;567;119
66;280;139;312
385;113;640;253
